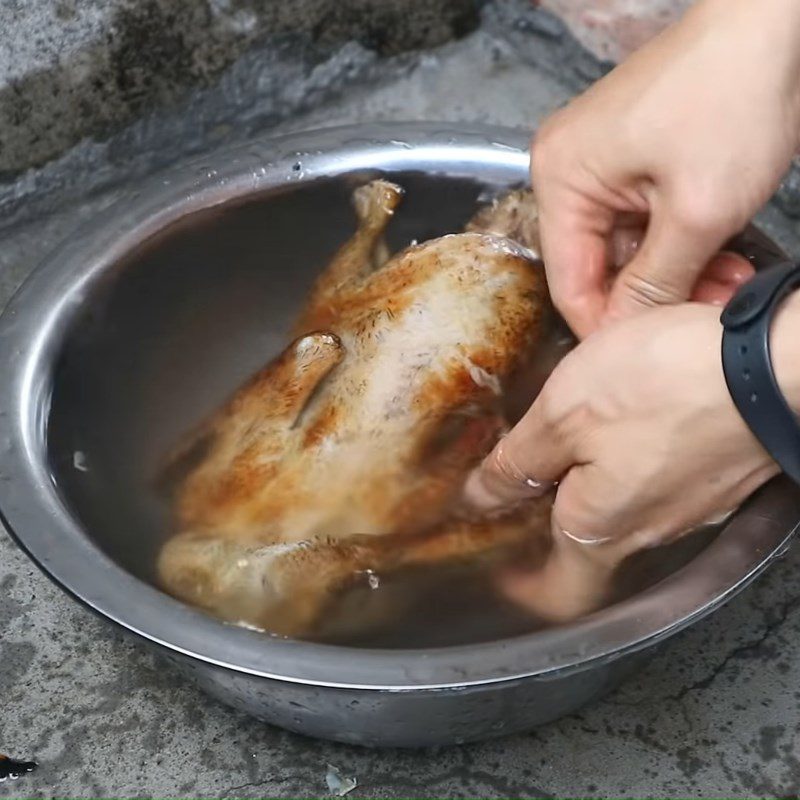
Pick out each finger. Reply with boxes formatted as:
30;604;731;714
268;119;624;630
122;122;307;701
551;463;623;546
610;225;643;270
495;465;638;621
536;189;614;339
606;203;731;323
554;463;700;557
691;279;737;306
609;214;647;269
462;393;575;516
691;252;755;305
700;251;755;285
497;516;616;622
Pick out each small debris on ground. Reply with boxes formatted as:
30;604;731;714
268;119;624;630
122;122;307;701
325;764;357;796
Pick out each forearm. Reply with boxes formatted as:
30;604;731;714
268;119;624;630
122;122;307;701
704;0;800;412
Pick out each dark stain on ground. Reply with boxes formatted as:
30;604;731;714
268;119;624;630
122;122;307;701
0;575;31;635
675;746;706;780
758;725;786;762
0;640;36;692
108;1;213;117
0;0;479;176
55;0;77;21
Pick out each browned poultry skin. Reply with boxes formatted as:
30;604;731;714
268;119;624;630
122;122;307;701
465;188;542;257
157;180;551;636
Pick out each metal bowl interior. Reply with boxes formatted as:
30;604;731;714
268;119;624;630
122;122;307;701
1;122;799;691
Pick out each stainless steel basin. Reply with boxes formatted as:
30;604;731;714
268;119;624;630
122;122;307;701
1;122;799;747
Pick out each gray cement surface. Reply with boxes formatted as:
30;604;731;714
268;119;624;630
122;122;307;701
3;8;800;799
0;0;477;176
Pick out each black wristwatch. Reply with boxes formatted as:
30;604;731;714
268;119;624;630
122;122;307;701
721;260;800;484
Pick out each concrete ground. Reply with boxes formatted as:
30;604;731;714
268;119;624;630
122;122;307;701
4;7;800;799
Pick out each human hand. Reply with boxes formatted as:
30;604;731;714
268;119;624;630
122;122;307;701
532;0;800;338
464;301;800;620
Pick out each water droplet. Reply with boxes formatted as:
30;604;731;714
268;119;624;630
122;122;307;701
73;451;88;472
365;570;380;590
491;141;522;153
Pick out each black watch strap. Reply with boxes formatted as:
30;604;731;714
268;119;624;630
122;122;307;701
721;260;800;484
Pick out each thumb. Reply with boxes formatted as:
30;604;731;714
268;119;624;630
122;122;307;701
536;190;613;340
606;201;730;322
462;393;575;516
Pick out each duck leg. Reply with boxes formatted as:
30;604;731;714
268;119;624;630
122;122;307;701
294;180;404;334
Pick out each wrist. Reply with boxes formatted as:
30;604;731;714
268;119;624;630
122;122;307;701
692;0;800;131
770;290;800;414
694;0;800;48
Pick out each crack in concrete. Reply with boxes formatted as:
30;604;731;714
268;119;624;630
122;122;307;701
218;749;554;799
610;592;800;708
219;777;281;797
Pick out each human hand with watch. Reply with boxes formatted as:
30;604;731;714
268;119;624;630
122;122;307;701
463;0;800;619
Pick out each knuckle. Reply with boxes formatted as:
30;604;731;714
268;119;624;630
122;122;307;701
618;269;686;307
534;387;581;442
552;486;604;542
531;119;568;181
554;463;639;545
551;291;598;335
670;186;739;237
535;360;593;433
533;385;559;429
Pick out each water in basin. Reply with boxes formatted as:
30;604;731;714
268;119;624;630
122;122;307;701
46;172;717;648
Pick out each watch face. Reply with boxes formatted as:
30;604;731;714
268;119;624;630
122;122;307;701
0;754;37;783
